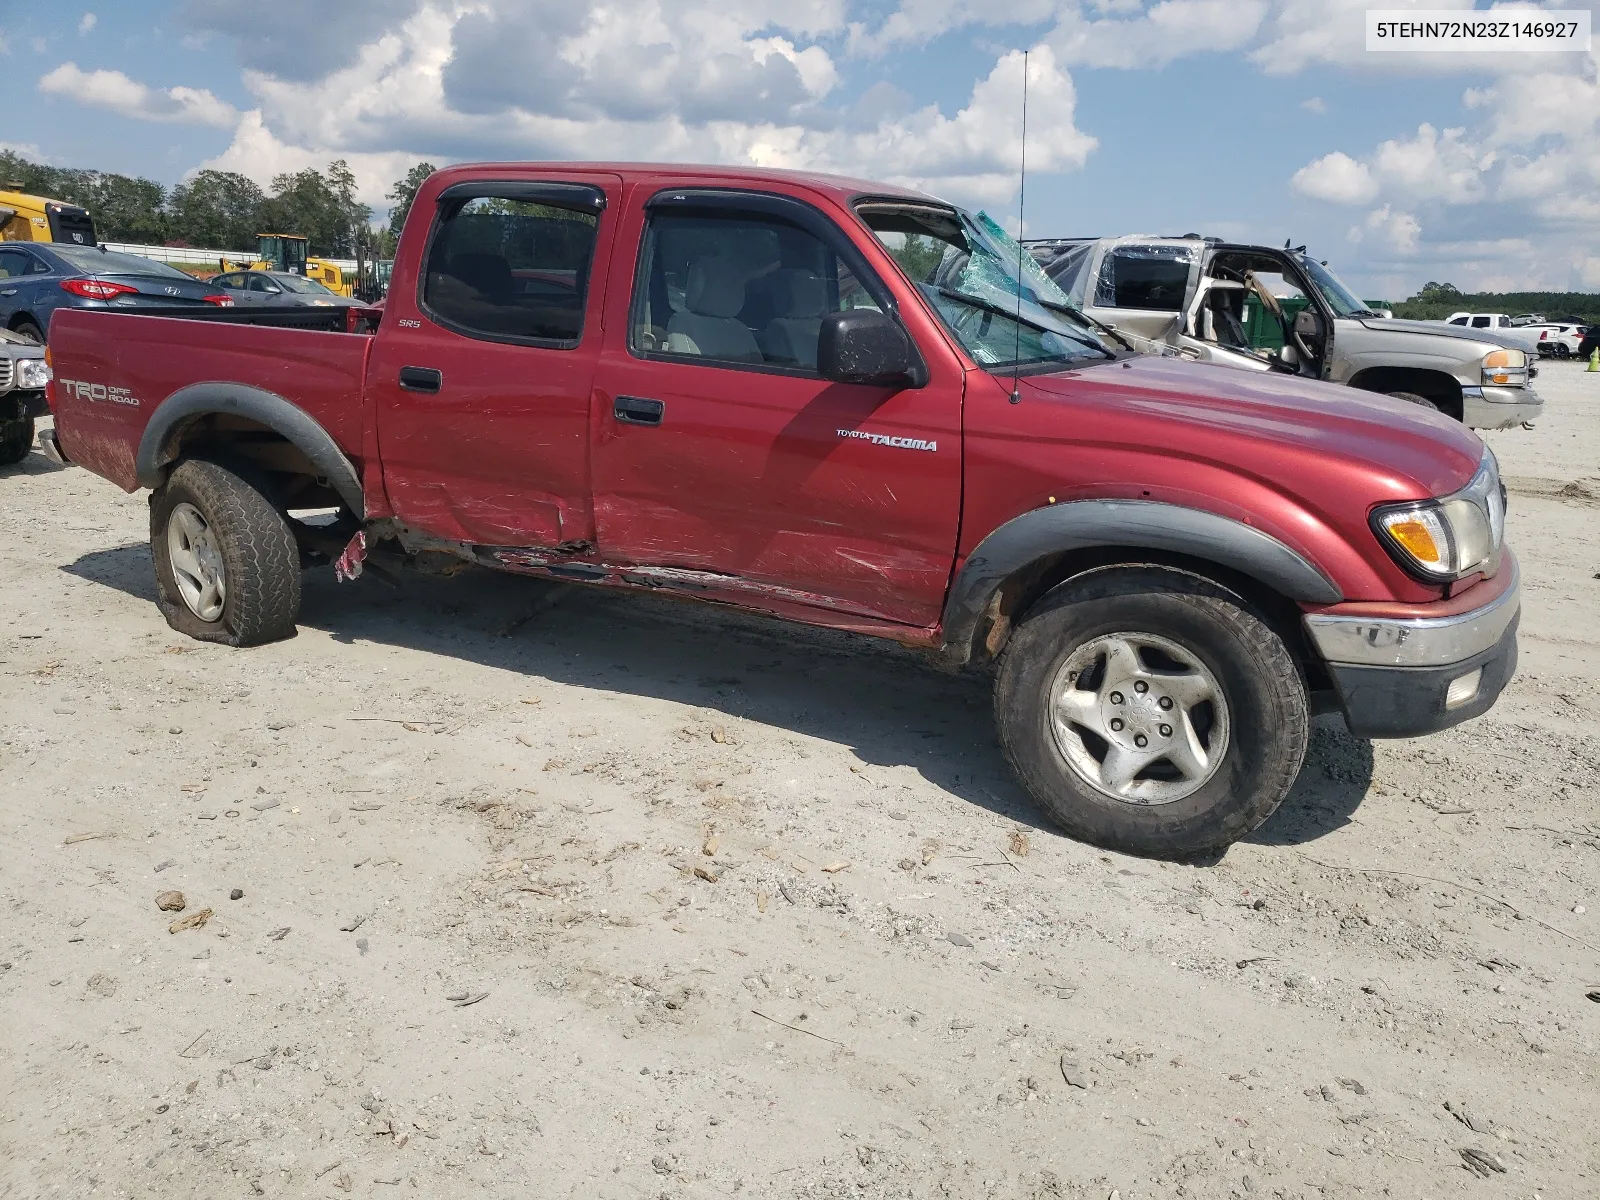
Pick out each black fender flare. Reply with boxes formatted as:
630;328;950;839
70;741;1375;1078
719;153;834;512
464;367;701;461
135;382;365;518
941;499;1342;663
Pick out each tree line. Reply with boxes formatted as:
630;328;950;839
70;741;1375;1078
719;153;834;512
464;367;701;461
1394;280;1599;325
0;151;439;260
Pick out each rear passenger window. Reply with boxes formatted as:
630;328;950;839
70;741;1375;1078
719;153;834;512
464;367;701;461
1471;316;1491;328
423;192;600;346
630;209;880;373
1094;245;1192;311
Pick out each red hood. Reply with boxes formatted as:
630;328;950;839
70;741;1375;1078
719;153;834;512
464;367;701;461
1021;355;1485;500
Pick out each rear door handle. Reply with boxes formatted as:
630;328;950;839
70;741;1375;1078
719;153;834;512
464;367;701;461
399;366;442;394
614;395;664;426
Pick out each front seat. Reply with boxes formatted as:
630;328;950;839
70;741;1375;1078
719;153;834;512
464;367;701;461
1204;288;1250;349
666;261;761;362
764;268;827;368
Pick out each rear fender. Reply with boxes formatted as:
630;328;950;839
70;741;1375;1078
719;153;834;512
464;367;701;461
941;499;1341;664
136;382;365;517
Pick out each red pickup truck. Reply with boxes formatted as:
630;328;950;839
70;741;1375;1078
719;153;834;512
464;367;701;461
43;162;1519;858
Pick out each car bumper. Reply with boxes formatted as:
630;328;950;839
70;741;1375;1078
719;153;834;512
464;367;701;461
1461;384;1541;430
1302;556;1520;738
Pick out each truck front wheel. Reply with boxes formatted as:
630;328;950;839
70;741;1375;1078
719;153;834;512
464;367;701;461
0;417;33;465
995;568;1309;858
150;458;301;646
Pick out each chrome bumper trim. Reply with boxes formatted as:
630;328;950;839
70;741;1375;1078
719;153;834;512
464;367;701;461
1303;560;1520;669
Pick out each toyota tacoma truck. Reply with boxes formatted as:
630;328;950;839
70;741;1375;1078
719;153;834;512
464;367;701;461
42;163;1519;859
1027;236;1543;430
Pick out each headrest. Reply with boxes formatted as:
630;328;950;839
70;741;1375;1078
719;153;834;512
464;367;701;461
686;260;746;319
772;268;826;319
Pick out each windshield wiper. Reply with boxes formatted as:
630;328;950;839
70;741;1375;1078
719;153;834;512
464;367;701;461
1036;298;1135;353
931;286;1110;358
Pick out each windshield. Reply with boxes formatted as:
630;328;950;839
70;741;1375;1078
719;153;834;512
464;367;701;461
50;245;193;279
858;203;1113;371
1297;255;1374;317
273;274;334;295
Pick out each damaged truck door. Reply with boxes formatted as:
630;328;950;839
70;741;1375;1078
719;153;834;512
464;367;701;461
369;175;622;548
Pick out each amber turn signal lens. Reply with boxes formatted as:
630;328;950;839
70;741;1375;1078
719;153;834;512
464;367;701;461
1386;519;1441;563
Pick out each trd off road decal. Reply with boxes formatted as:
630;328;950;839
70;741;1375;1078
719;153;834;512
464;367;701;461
837;429;937;452
58;379;140;407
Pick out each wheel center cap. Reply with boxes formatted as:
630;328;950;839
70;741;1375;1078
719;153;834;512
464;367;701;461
1103;686;1172;746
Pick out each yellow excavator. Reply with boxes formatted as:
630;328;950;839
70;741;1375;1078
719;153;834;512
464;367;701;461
0;183;98;245
221;233;353;296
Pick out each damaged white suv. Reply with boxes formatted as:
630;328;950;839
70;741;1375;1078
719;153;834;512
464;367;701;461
0;327;51;465
1028;237;1542;431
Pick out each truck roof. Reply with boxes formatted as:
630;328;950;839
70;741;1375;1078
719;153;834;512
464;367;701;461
435;161;940;206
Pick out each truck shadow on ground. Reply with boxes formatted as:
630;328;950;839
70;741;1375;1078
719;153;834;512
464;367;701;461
64;548;1372;853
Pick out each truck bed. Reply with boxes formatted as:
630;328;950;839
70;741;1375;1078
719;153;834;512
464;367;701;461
49;308;374;494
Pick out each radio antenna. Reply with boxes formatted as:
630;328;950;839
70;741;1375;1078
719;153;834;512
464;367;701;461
1009;49;1029;405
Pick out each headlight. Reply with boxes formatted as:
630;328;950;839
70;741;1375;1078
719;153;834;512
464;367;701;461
1482;347;1527;386
16;358;51;389
1373;450;1505;581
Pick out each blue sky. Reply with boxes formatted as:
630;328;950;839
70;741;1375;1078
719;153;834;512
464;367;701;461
2;1;1596;298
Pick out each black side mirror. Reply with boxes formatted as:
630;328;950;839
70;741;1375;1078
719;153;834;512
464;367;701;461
817;310;920;387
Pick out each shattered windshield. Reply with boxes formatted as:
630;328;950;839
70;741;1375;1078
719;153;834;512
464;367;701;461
858;202;1113;372
1298;255;1377;318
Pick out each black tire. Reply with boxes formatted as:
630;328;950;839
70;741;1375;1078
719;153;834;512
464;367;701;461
12;318;44;345
149;457;300;646
1555;345;1570;359
1387;390;1441;412
0;417;33;465
994;568;1309;858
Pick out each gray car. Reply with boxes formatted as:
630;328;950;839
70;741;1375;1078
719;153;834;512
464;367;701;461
1028;236;1543;430
210;270;362;308
0;327;50;465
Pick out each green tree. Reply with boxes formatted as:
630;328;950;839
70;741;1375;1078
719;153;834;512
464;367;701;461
323;159;372;258
168;170;265;251
1414;281;1462;302
260;168;345;256
385;161;437;242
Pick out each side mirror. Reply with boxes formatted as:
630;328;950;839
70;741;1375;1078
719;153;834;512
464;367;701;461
264;284;283;294
1293;308;1322;338
817;310;921;387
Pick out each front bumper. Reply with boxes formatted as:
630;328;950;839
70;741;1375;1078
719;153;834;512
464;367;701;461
1303;557;1520;738
1461;383;1542;430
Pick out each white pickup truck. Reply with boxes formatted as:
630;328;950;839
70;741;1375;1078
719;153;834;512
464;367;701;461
1027;237;1543;430
0;327;50;464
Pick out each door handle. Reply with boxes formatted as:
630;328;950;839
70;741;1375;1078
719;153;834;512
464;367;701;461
398;366;442;394
0;289;16;296
614;395;664;426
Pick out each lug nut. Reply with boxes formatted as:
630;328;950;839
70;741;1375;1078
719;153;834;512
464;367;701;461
1134;680;1148;694
1134;734;1148;748
1109;691;1124;705
1159;724;1172;737
1110;718;1124;732
1158;696;1173;710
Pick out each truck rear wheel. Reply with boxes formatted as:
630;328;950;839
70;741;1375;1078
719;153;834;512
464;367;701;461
0;417;33;465
994;568;1308;858
150;457;300;646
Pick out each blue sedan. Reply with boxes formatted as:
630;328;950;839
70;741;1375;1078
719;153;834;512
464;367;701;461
0;242;233;343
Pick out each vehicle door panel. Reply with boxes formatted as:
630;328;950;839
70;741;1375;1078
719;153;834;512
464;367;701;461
589;188;963;626
369;173;623;548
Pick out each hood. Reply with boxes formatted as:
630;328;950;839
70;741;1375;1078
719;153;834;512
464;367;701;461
0;327;44;355
1355;316;1529;351
1021;355;1484;500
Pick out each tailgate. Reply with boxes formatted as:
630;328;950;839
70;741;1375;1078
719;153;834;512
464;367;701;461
49;309;372;493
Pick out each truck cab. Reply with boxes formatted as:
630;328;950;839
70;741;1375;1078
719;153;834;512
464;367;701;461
1031;236;1543;430
0;186;97;246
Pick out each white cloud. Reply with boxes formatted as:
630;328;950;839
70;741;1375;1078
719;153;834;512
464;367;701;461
1290;152;1377;205
1050;0;1268;69
1346;205;1421;255
192;4;1095;211
38;63;237;127
1300;96;1326;114
1370;123;1488;204
78;12;97;35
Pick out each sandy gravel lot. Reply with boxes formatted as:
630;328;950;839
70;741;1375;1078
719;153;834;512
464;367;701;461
2;363;1597;1200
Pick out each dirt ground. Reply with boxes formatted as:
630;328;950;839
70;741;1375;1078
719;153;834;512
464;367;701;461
2;363;1597;1200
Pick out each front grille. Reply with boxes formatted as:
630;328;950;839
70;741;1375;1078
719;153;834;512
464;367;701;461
0;360;13;391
